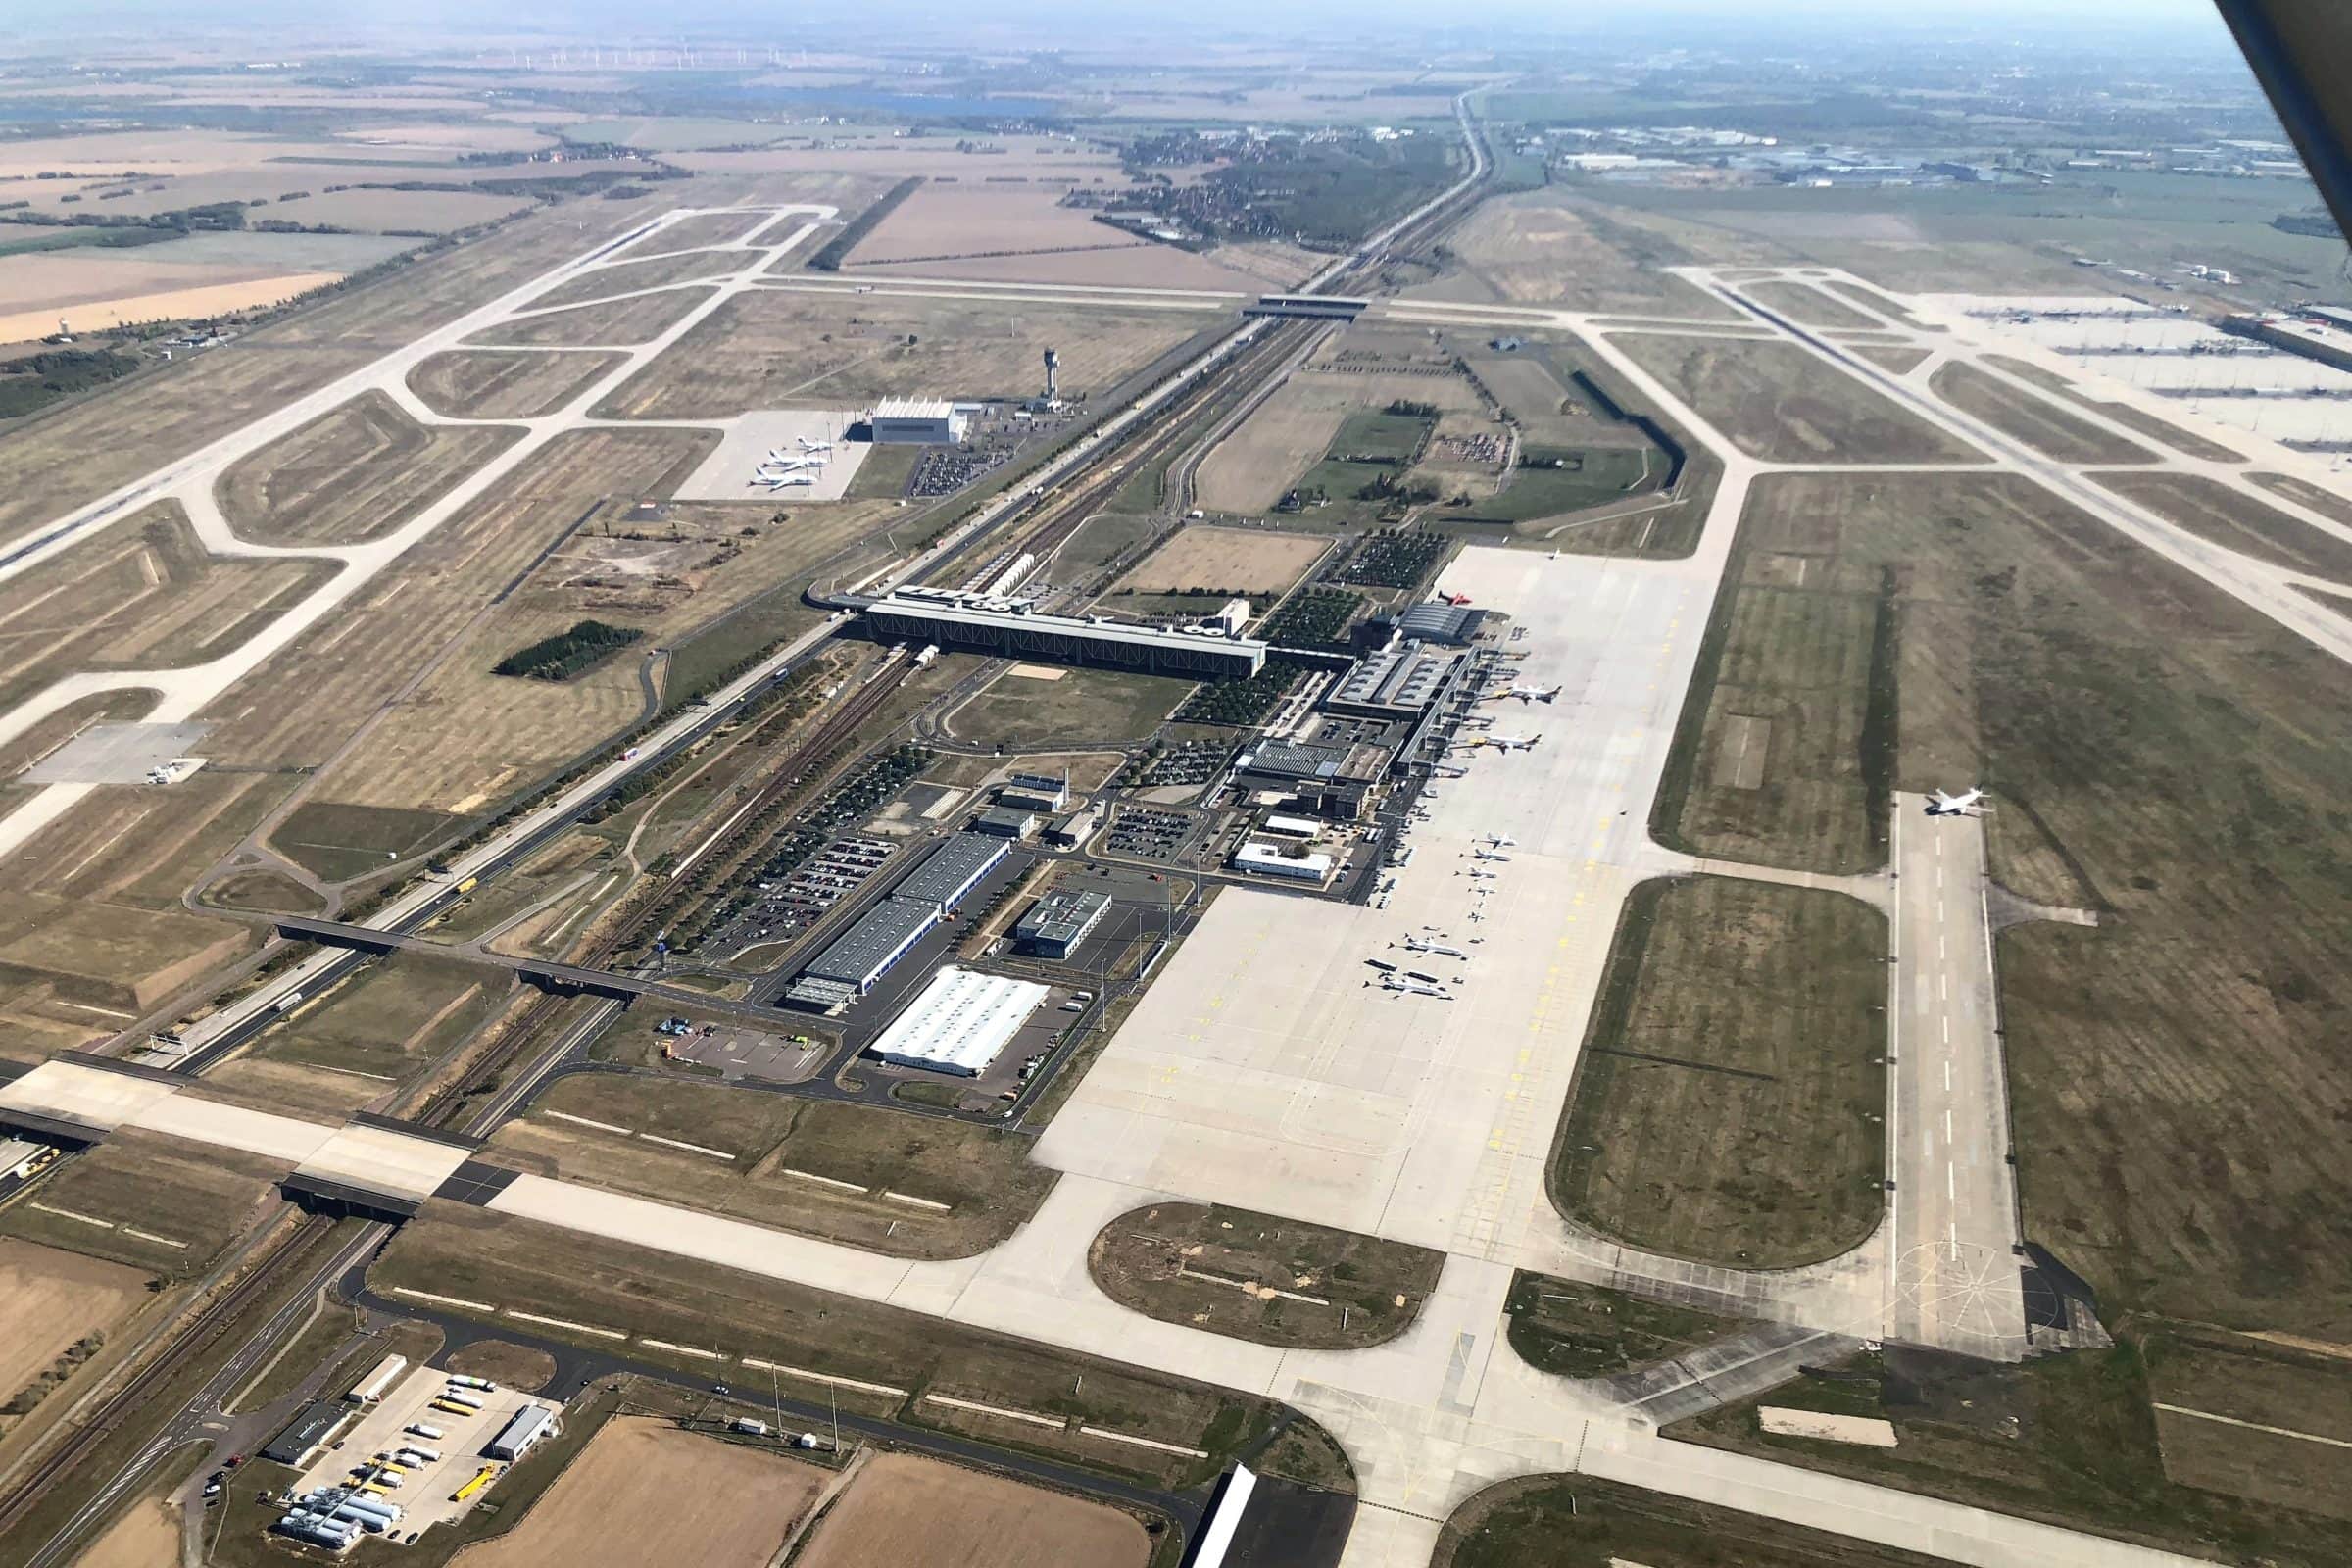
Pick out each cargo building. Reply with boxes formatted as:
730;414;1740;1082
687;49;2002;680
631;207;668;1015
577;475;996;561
1015;888;1111;958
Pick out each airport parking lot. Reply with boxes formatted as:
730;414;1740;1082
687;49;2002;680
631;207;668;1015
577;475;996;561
1104;805;1202;861
658;1018;829;1084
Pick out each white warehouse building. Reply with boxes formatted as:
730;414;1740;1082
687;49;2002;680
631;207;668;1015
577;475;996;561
867;965;1049;1076
870;397;968;445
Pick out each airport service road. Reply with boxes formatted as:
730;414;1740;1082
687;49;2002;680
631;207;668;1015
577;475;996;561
0;202;841;864
1886;798;2028;1362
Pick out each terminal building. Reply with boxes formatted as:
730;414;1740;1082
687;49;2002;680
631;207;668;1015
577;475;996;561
1324;641;1467;722
869;397;968;445
861;592;1267;679
1015;888;1111;958
866;965;1049;1076
1397;599;1488;646
1233;736;1389;819
1232;841;1335;883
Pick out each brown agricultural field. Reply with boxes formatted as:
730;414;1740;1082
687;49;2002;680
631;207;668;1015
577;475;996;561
1928;363;2155;466
2095;471;2352;583
849;182;1143;265
1659;468;2352;1337
1610;334;1987;465
458;1416;826;1568
468;286;716;348
0;1239;151;1410
218;390;521;546
863;243;1295;291
524;247;747;312
247;951;507;1084
406;349;629;419
1114;526;1328;595
0;501;334;710
597;287;1209;419
792;1453;1151;1568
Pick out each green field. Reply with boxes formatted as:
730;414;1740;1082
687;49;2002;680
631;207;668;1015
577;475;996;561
254;953;507;1081
948;665;1191;750
1550;876;1887;1268
270;799;464;882
0;1131;285;1281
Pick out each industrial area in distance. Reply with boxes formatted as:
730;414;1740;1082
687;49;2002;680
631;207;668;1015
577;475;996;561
0;5;2349;1568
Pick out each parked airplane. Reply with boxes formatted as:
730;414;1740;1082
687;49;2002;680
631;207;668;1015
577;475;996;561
799;437;834;453
1439;591;1473;607
1398;934;1466;957
1489;683;1560;705
1433;764;1468;779
1472;848;1511;862
1926;788;1988;817
1467;868;1498;882
758;473;816;489
1481;833;1516;848
1381;974;1453;1001
1482;733;1542;752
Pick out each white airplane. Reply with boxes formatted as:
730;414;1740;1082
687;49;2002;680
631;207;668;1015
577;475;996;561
1482;733;1542;753
799;437;834;453
1472;847;1511;862
1398;934;1466;957
1433;763;1468;779
1467;868;1498;882
759;457;817;472
758;473;816;489
1490;683;1560;705
1381;974;1453;1001
1926;788;1988;817
1481;833;1516;848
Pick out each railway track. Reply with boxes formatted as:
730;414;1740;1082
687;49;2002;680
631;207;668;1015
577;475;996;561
0;1215;335;1541
421;654;915;1126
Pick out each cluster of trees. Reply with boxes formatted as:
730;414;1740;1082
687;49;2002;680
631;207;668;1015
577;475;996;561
492;619;644;682
810;176;924;270
1258;587;1365;653
1385;399;1440;418
1336;526;1448;590
1174;663;1298;727
0;348;141;419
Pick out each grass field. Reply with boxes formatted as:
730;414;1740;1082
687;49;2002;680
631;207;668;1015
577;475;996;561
948;665;1190;751
1113;525;1328;596
2248;470;2352;524
1610;334;1986;465
472;286;716;348
2095;471;2352;582
0;1239;150;1417
1088;1201;1444;1349
1743;281;1883;330
613;209;775;255
1435;1474;1950;1568
406;349;627;419
1926;363;2155;466
0;188;690;554
597;288;1208;419
490;1071;1055;1259
794;1452;1152;1568
1979;356;2245;462
1656;539;1895;874
271;800;461;881
1550;876;1887;1269
371;1205;1337;1494
460;1416;826;1568
1668;1333;2352;1566
1850;345;1931;374
0;886;249;1015
1657;469;2352;1337
250;951;505;1081
1406;187;1751;319
525;247;747;312
219;390;520;547
0;1131;284;1280
0;502;335;711
300;426;723;816
1502;1274;1751;1380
